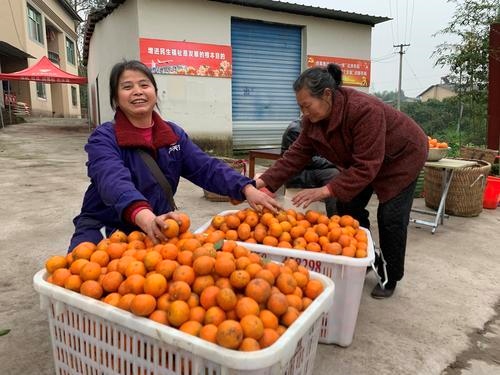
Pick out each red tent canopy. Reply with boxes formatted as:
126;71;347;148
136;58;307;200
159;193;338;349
0;56;87;84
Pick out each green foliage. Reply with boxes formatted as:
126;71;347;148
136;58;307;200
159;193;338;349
373;90;408;104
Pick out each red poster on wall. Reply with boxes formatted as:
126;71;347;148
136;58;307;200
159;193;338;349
139;38;232;78
307;55;371;87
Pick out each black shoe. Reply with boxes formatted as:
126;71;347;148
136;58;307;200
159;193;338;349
371;283;396;299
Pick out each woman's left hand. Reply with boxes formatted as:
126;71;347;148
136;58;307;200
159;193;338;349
291;186;331;210
243;184;282;214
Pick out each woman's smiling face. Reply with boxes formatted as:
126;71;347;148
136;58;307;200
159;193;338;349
117;69;157;119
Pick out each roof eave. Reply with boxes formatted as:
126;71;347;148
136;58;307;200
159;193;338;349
57;0;84;22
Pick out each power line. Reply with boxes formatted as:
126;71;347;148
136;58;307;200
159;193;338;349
404;0;409;44
403;55;425;93
388;0;396;45
408;0;415;44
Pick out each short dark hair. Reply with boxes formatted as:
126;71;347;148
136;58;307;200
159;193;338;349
293;63;343;98
109;60;158;110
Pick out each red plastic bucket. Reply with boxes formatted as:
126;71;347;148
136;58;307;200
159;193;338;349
483;176;500;209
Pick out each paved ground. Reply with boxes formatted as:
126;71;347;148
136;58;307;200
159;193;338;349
0;118;499;375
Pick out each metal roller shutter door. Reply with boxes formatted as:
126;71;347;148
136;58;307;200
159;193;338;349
231;18;301;149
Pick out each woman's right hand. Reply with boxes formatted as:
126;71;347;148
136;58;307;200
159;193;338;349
135;209;182;244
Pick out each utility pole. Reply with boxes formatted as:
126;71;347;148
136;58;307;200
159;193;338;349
394;43;410;110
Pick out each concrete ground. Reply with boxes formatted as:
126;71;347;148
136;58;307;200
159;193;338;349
0;118;499;375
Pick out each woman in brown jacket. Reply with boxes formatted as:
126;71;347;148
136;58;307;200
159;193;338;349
256;64;428;298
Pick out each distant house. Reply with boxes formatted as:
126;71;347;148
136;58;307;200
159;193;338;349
0;0;83;117
417;84;457;102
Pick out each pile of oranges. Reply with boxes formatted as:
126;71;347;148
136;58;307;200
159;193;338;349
428;136;449;149
204;208;368;258
44;212;324;351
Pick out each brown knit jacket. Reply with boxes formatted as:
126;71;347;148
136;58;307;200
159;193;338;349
260;87;428;203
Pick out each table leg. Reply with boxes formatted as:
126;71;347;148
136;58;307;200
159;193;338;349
431;169;454;233
249;156;255;179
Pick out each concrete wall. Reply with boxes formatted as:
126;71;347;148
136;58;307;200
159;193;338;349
86;0;140;125
0;0;27;51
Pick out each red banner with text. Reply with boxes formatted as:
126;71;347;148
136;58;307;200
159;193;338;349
307;55;370;87
139;38;232;78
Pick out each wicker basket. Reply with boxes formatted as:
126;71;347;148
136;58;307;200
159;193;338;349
424;158;491;217
203;157;247;202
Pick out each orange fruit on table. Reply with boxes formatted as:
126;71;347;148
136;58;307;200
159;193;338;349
225;214;241;229
200;324;218;343
102;292;121;307
101;271;123;293
179;320;203;336
64;274;82;292
200;285;220;309
192;275;215;295
168;300;190;327
245;278;271;304
143;251;162;271
109;231;127;243
177;212;191;234
69;258;89;275
80;262;102;281
276;273;297;295
189;306;206;323
155;259;178;279
204;306;226;326
106;242;127;260
80;280;103;299
229;270;251;289
125;260;146;277
216;320;243;349
46;255;68;274
168;281;191;301
323;242;342;255
215;256;236;277
163;219;180;238
149;309;169;325
259;310;279;329
305;279;324;299
237;223;252;240
240;315;264;340
72;243;95;260
266;292;288;317
144;273;168;297
281;306;300;327
193;256;215;276
90;250;109;267
239;337;260;351
259;328;280;348
305;210;320;224
123;274;145;294
117;293;136;311
172;265;195;285
130;294;157;316
216;287;237;311
235;297;260;319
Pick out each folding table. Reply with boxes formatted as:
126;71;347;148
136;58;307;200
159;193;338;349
410;158;478;233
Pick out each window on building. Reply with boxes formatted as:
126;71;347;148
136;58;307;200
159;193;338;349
71;86;77;106
27;5;43;44
36;82;46;99
66;37;75;65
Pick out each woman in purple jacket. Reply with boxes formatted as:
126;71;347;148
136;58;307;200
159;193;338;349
69;60;279;251
256;64;428;298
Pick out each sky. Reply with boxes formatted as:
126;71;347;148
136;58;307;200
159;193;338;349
293;0;457;97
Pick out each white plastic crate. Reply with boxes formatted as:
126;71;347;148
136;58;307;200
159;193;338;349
194;210;375;347
33;268;334;375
